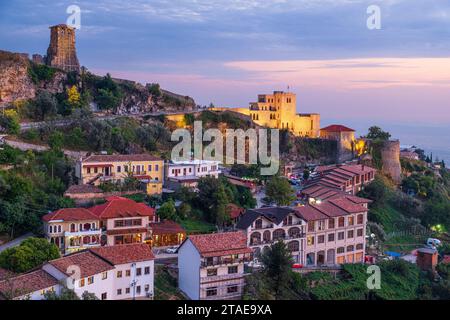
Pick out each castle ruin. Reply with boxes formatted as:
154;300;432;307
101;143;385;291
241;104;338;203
381;140;402;184
45;24;80;73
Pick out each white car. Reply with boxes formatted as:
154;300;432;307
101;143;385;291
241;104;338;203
165;246;179;254
247;258;262;268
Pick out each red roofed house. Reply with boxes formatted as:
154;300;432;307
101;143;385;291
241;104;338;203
148;220;186;247
0;243;155;300
227;203;245;224
178;231;252;300
320;124;356;163
42;196;156;254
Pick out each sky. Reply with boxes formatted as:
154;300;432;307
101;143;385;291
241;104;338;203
0;0;449;151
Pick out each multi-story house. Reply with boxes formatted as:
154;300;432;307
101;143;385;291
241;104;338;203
0;244;155;300
236;207;306;263
42;208;102;254
42;196;157;254
294;195;370;266
237;194;370;267
178;231;252;300
305;163;376;195
75;154;164;195
165;159;221;188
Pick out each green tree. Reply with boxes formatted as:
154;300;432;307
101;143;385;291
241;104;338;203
0;237;60;273
157;200;178;221
366;126;391;141
34;91;58;120
265;176;295;206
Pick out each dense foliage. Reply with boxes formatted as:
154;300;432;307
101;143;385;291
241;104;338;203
265;176;295;206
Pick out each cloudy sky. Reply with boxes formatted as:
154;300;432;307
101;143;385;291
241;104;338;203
1;0;450;128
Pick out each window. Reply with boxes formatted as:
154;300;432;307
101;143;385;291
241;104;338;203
328;218;335;229
207;269;217;277
117;289;122;295
117;166;121;173
308;221;315;232
356;243;364;250
79;278;85;287
338;232;345;240
307;236;315;246
206;288;217;297
357;214;364;224
227;286;238;294
348;216;354;226
328;233;335;242
94;167;98;174
347;245;354;252
338;217;345;227
136;286;141;294
155;165;159;171
357;228;363;237
144;267;150;275
318;220;325;231
49;226;53;233
136;268;142;276
126;270;131;277
148;165;152;172
337;247;345;254
254;219;262;229
228;266;238;274
101;292;107;300
88;276;94;285
117;271;122;278
126;288;130;294
347;230;354;238
318;235;325;244
87;167;91;174
145;284;150;292
124;165;128;172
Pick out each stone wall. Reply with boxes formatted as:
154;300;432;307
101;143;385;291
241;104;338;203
381;140;401;184
46;24;80;72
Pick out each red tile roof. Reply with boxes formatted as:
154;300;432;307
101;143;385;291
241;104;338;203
150;220;186;235
42;208;99;222
0;269;58;299
89;196;155;219
442;255;450;264
188;231;252;257
83;154;162;163
321;125;355;132
227;203;245;219
48;251;114;278
90;243;155;265
328;198;368;213
294;205;329;221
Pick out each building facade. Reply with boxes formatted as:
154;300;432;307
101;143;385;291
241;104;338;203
247;91;320;137
319;125;356;163
178;231;252;300
165;159;221;188
75;154;164;195
0;244;155;300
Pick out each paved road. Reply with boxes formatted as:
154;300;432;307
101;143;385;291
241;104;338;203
0;233;34;252
2;137;88;160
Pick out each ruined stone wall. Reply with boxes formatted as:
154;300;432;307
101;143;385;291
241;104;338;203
46;24;80;72
381;140;402;184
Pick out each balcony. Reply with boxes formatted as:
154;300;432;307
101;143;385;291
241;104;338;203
200;273;248;284
65;228;102;237
201;256;252;267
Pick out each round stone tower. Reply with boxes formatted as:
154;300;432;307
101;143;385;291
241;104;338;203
46;24;80;73
381;140;401;184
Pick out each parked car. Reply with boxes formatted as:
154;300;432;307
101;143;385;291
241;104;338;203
247;258;262;268
165;246;179;254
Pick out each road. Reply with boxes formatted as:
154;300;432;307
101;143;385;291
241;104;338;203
2;137;88;160
0;233;34;252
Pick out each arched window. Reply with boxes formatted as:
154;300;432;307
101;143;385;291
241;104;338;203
338;217;345;227
287;241;299;252
288;227;300;238
263;231;271;243
250;232;261;245
254;219;262;229
70;224;76;232
347;245;354;252
49;225;53;233
58;225;62;233
273;229;286;241
356;243;363;250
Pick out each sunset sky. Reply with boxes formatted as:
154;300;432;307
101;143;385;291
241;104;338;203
1;0;450;128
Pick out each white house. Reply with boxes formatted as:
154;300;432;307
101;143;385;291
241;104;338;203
178;231;252;300
0;243;155;300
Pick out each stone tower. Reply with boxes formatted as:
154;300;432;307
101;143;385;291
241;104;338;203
46;24;80;72
381;140;401;184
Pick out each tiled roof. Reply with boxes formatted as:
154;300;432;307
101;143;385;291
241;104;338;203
42;208;99;222
227;204;245;219
0;269;59;299
328;198;368;213
90;243;155;265
89;196;155;219
82;154;162;163
150;220;186;235
48;251;114;278
294;205;329;221
188;231;252;257
236;207;294;229
320;125;355;132
65;184;103;194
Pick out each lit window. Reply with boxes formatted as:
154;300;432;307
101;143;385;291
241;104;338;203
79;278;85;287
88;276;94;285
